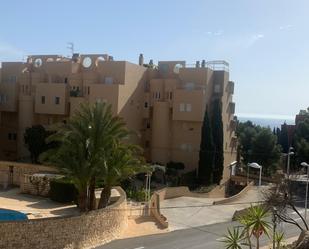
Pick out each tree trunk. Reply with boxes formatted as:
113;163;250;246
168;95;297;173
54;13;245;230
256;237;259;249
296;230;309;249
88;176;96;210
98;185;111;209
78;187;88;212
247;230;252;249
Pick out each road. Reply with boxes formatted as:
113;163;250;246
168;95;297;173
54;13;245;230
96;219;302;249
96;207;306;249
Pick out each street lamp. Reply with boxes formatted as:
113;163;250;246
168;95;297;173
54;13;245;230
247;162;262;187
301;161;309;220
286;147;294;178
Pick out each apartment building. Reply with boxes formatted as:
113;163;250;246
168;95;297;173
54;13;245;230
0;53;237;182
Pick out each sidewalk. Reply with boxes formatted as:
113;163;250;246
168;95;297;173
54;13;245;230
260;235;298;249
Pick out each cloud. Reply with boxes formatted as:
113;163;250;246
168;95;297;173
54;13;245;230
206;30;224;36
279;24;293;30
246;33;265;47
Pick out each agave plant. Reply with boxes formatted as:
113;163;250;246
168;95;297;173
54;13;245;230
221;227;246;249
274;231;285;249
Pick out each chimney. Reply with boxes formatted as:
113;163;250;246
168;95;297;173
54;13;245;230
149;59;153;66
201;60;206;68
196;61;200;68
139;53;144;66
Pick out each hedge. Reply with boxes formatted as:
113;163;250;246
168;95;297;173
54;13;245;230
49;178;78;203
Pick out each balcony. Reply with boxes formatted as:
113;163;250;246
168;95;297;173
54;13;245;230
230;119;237;131
227;81;234;94
229;102;236;114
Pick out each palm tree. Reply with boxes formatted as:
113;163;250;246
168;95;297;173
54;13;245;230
41;102;133;211
240;205;271;249
221;227;246;249
97;142;149;208
40;124;92;211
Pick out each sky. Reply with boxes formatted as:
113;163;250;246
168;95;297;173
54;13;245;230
0;0;308;119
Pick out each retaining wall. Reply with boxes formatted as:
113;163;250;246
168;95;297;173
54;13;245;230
0;161;57;187
213;181;254;205
0;186;128;249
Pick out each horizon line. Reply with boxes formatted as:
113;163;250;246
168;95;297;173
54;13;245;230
236;113;295;120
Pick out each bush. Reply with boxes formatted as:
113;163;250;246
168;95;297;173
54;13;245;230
126;188;147;202
179;170;199;190
49;178;78;203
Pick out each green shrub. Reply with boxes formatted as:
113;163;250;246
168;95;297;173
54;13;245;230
179;170;198;189
126;188;147;202
49;178;78;203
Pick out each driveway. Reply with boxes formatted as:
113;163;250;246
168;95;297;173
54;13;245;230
161;186;268;230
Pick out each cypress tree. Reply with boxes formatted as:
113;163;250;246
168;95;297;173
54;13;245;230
198;107;214;185
280;123;289;153
211;99;224;184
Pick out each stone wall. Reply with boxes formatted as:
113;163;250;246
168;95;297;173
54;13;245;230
0;187;127;249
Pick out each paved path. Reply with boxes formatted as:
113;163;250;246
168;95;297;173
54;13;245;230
161;186;267;230
0;188;78;218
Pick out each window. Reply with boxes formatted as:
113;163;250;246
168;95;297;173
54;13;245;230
9;75;17;83
105;77;113;85
87;86;90;95
187;144;193;152
41;96;45;104
55;97;60;105
146;121;150;129
64;77;68;84
180;144;187;150
0;94;7;104
8;133;12;140
214;84;221;93
145;140;150;148
180;103;185;112
12;133;17;140
186;103;192;112
185;82;195;91
169;92;173;100
144;102;148;108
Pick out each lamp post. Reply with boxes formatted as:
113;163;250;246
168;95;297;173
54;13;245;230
301;162;309;221
247;162;262;187
286;147;294;178
272;207;277;249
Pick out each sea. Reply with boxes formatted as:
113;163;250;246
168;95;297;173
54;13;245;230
237;115;295;130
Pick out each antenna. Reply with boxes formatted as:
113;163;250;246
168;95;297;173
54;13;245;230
67;42;74;56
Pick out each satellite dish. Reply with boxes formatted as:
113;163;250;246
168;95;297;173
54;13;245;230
82;57;92;68
34;58;42;68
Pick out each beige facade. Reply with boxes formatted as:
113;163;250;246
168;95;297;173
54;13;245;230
0;54;236;183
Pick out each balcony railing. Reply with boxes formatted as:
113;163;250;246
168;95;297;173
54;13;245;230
184;60;229;72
